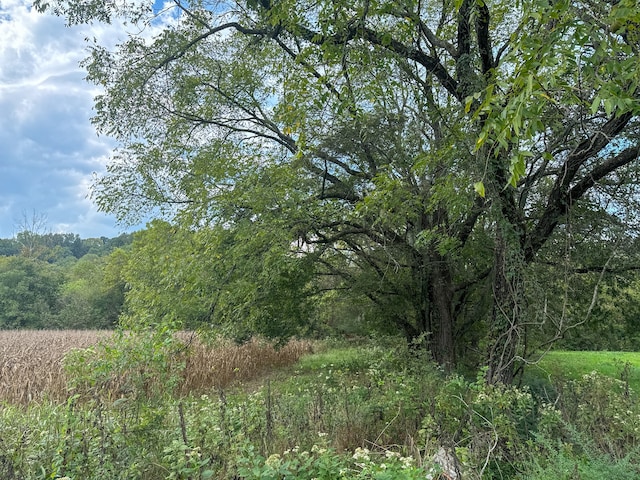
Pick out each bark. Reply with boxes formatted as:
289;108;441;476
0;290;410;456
428;255;456;370
486;230;522;385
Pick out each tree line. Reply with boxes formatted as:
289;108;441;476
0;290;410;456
2;223;639;360
0;233;132;329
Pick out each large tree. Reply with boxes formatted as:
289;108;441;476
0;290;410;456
38;0;640;382
0;256;63;328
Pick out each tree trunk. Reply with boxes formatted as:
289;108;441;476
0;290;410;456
429;256;456;371
486;230;523;385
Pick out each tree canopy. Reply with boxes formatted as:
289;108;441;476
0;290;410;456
0;232;132;329
37;0;640;383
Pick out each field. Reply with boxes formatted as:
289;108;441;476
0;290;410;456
524;350;640;393
0;330;109;404
0;329;312;405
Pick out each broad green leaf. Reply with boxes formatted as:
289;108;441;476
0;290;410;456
590;96;601;115
604;98;614;117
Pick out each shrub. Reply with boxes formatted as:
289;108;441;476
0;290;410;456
520;431;640;480
557;370;640;458
419;371;536;479
64;327;186;402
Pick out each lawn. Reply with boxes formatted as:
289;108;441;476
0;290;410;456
524;350;640;393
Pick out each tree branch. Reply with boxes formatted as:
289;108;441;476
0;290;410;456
526;112;635;260
475;1;494;74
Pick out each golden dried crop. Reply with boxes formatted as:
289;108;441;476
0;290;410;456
179;336;314;395
0;330;109;405
0;330;313;405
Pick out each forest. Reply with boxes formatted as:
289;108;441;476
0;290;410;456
0;232;132;329
1;226;640;352
1;0;640;478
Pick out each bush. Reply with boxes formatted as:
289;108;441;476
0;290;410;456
520;432;640;480
64;327;186;402
557;371;640;458
419;370;536;479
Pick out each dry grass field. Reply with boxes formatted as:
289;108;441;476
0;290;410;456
0;330;313;405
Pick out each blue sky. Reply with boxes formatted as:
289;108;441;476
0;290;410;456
0;0;174;239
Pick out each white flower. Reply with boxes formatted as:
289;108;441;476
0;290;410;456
265;453;281;468
400;456;414;468
352;447;371;462
311;444;327;455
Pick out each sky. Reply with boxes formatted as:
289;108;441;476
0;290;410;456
0;0;171;239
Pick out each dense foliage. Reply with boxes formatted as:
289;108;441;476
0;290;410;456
3;225;639;348
0;233;132;329
0;338;638;479
34;0;640;382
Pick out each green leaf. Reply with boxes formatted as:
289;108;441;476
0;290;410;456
465;95;474;114
475;130;488;151
508;154;527;187
473;181;486;198
604;98;614;117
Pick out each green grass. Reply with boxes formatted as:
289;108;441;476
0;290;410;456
294;345;376;373
524;350;640;393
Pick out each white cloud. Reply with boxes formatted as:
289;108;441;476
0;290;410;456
0;0;175;238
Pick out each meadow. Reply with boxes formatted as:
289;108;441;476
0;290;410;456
0;331;638;479
527;350;640;392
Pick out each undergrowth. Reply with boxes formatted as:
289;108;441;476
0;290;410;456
0;332;638;479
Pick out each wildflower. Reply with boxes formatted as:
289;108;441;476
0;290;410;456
352;447;371;462
265;453;281;468
400;456;414;468
311;444;327;455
